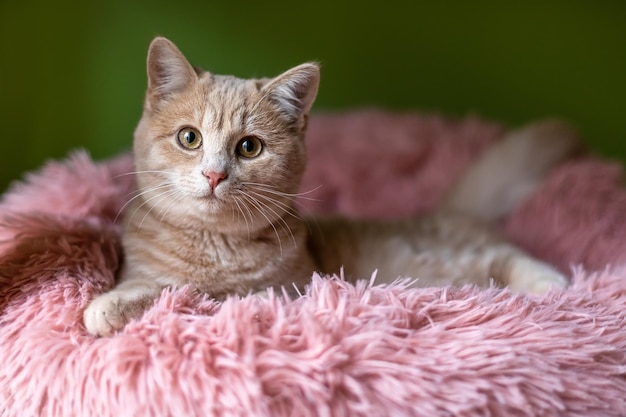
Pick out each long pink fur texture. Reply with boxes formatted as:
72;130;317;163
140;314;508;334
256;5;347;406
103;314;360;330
1;110;626;416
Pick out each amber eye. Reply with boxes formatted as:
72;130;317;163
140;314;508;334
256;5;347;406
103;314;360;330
177;127;202;149
236;136;263;158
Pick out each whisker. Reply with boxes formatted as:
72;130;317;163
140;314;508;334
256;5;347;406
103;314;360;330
242;183;321;236
232;195;251;240
125;186;176;228
113;169;175;179
138;189;181;230
246;190;303;221
230;196;236;223
238;190;297;248
242;182;323;198
259;191;319;237
155;189;187;223
237;191;284;257
115;182;175;223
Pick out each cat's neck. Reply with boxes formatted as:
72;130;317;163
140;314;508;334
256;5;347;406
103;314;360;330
120;195;312;297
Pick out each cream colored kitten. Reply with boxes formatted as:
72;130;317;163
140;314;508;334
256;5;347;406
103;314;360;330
84;37;579;336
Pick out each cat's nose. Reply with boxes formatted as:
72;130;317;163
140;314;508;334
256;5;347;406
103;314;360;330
203;170;228;189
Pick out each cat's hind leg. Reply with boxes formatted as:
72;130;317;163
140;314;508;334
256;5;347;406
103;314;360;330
488;247;568;294
83;280;166;337
503;256;568;293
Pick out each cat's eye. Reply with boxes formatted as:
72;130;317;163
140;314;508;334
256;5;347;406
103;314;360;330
236;136;263;158
177;127;203;150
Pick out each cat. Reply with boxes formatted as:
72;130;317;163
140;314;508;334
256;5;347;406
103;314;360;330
84;37;580;337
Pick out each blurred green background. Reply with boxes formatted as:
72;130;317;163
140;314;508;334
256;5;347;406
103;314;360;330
1;0;624;192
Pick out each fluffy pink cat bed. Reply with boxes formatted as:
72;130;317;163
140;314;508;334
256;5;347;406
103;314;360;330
1;110;626;416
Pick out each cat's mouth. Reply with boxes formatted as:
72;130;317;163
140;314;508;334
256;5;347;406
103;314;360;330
193;185;225;200
186;180;235;211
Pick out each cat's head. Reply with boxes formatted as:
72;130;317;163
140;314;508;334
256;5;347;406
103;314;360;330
131;37;319;233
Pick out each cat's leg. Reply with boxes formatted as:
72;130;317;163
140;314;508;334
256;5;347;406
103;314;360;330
489;247;568;293
430;213;570;293
83;279;166;337
369;243;568;294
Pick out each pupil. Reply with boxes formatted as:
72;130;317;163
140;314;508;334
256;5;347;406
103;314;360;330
243;140;253;152
185;131;196;144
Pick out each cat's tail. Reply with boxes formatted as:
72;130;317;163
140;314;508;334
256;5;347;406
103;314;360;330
440;119;583;221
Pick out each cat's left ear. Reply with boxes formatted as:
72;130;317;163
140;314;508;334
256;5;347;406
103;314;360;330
146;37;198;101
262;63;320;122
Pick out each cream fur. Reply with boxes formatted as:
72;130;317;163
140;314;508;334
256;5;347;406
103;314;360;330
84;37;579;337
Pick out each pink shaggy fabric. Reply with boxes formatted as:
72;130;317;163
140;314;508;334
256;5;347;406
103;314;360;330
1;109;626;416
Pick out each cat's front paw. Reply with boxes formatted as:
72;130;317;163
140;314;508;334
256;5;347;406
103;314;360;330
508;258;569;294
83;292;128;337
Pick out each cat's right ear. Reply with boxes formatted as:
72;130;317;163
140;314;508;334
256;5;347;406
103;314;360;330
261;63;320;123
146;37;197;101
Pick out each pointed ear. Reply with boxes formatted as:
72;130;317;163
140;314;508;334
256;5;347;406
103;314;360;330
146;37;197;99
262;63;320;121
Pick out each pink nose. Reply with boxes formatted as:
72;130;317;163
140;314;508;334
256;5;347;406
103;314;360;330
204;170;228;189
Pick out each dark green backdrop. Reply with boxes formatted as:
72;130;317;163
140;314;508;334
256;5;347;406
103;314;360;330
1;1;624;192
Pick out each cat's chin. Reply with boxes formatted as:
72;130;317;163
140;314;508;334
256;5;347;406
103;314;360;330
197;195;226;212
196;195;242;219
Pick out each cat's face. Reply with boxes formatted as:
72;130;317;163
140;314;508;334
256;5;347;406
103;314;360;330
131;37;319;233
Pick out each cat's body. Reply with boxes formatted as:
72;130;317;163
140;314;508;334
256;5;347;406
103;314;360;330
84;37;579;336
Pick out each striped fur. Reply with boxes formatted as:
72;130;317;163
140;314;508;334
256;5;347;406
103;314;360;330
84;37;579;336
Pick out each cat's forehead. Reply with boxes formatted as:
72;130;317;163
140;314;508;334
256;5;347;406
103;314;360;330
191;73;264;127
199;74;262;106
